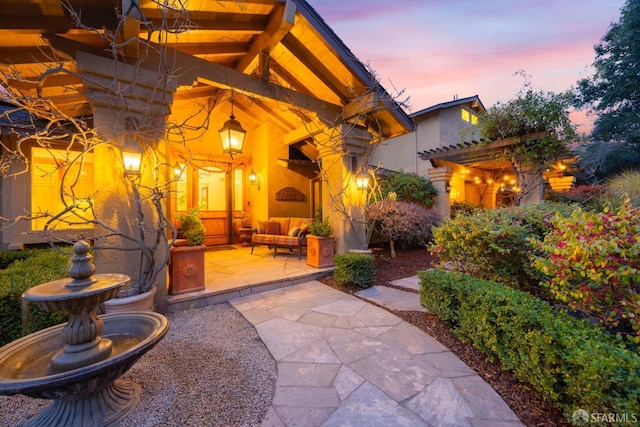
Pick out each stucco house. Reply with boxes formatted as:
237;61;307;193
0;0;413;306
371;95;573;218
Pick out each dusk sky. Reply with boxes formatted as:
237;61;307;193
307;0;625;133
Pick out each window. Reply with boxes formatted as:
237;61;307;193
461;108;478;126
30;147;94;230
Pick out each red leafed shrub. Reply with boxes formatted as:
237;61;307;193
368;199;440;248
532;203;640;342
545;184;609;211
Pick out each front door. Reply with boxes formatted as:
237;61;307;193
197;166;229;245
174;162;243;246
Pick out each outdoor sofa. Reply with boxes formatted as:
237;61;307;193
251;217;313;259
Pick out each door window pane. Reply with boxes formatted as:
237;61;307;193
198;167;226;211
234;168;243;211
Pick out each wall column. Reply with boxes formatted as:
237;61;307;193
317;125;371;254
428;166;455;219
78;52;176;312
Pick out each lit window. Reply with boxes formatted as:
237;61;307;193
31;147;94;230
461;108;479;126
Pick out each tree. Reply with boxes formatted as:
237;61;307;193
478;72;578;205
573;0;640;145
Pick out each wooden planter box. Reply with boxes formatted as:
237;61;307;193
169;244;206;295
306;235;334;268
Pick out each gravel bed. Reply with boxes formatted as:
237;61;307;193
0;303;277;427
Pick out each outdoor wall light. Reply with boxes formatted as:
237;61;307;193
218;92;246;159
174;162;184;177
121;149;142;177
445;181;451;193
248;168;260;190
355;169;371;191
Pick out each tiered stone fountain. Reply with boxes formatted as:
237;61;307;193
0;241;169;426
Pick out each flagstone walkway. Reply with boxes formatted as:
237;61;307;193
230;280;524;427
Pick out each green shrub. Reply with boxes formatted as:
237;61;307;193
0;249;69;346
0;249;36;269
544;184;609;212
532;202;640;342
379;170;438;208
333;252;375;288
450;200;484;217
430;203;572;293
419;269;640;421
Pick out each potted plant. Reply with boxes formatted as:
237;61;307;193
306;216;335;268
168;208;206;295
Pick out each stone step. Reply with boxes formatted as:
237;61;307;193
356;285;426;312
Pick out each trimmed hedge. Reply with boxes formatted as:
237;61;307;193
0;249;69;346
0;249;36;269
419;268;640;421
333;252;375;288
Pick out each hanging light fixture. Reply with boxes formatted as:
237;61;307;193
218;91;246;159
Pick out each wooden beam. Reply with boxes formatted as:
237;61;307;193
134;42;343;124
283;118;326;146
172;42;249;57
235;0;295;73
0;16;72;32
281;33;349;104
0;46;61;65
342;92;385;121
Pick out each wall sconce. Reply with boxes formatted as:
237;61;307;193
355;169;371;192
248;168;260;190
121;149;142;177
218;92;246;159
445;181;451;193
174;162;185;178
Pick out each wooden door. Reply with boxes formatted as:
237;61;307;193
173;163;232;246
196;166;230;246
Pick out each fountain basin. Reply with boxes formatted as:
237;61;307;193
0;312;169;399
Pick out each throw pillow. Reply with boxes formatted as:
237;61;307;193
264;221;281;235
258;220;266;234
288;226;301;237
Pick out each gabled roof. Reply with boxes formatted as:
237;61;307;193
410;95;485;119
0;0;413;140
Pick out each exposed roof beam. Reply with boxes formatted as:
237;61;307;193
0;47;60;65
0;16;72;32
281;33;349;104
235;0;295;73
172;42;249;57
142;42;343;124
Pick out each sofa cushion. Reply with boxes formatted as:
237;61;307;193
274;235;302;247
264;221;282;235
288;226;300;237
252;234;275;245
269;217;291;235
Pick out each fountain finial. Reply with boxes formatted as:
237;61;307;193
67;240;96;288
